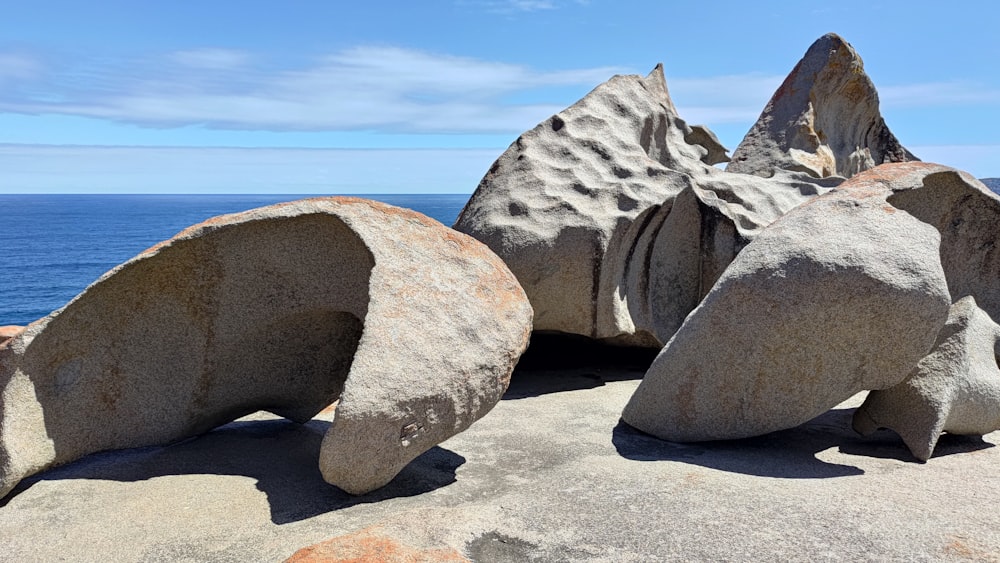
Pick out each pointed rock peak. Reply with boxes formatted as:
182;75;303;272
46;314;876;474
645;63;667;90
642;63;677;114
794;33;867;84
726;33;916;179
805;33;857;61
639;62;726;164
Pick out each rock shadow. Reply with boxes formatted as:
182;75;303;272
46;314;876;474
0;417;464;524
613;403;974;479
838;428;995;462
614;406;997;477
505;332;656;399
614;408;866;478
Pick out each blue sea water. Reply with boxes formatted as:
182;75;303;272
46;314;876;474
0;194;470;326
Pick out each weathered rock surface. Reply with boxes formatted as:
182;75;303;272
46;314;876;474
622;164;953;441
0;197;532;499
285;526;469;563
854;296;1000;461
4;363;1000;562
727;33;916;179
454;64;835;346
882;165;1000;323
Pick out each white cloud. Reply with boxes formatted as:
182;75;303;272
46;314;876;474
505;0;556;10
0;46;623;134
4;43;997;141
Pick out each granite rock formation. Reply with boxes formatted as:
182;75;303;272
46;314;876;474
454;64;838;346
0;197;532;499
622;163;954;441
881;165;1000;323
727;33;916;179
853;296;1000;461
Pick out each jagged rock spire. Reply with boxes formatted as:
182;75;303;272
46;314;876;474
727;33;916;179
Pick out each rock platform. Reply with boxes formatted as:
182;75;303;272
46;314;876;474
1;339;997;561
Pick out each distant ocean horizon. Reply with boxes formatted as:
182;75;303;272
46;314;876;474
0;193;471;326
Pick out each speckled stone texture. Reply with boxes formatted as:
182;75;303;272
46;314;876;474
454;63;838;346
727;33;916;179
0;197;532;499
623;163;954;441
284;526;469;563
854;296;1000;461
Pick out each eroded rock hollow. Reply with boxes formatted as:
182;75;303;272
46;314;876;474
0;197;532;498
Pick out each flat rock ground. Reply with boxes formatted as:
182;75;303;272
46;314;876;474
2;336;999;562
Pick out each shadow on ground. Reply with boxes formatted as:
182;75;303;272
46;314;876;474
613;406;996;478
504;332;656;399
1;418;465;524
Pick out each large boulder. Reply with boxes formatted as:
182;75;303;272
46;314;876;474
622;164;953;441
817;161;1000;320
854;296;1000;461
727;33;916;179
0;197;532;499
455;64;835;346
883;166;1000;323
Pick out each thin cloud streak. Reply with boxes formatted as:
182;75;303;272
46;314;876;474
0;46;624;134
1;45;997;137
458;0;560;13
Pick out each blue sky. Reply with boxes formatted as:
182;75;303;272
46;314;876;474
1;1;997;193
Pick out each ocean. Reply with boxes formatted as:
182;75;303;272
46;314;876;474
0;194;470;326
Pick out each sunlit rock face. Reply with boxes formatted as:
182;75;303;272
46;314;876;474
0;197;532;499
623;161;1000;446
855;296;1000;462
727;33;916;179
454;64;837;347
623;163;952;441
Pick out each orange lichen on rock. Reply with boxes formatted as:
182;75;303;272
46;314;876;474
0;325;25;348
839;161;940;188
284;528;468;563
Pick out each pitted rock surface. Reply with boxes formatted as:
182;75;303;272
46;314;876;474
455;64;837;346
